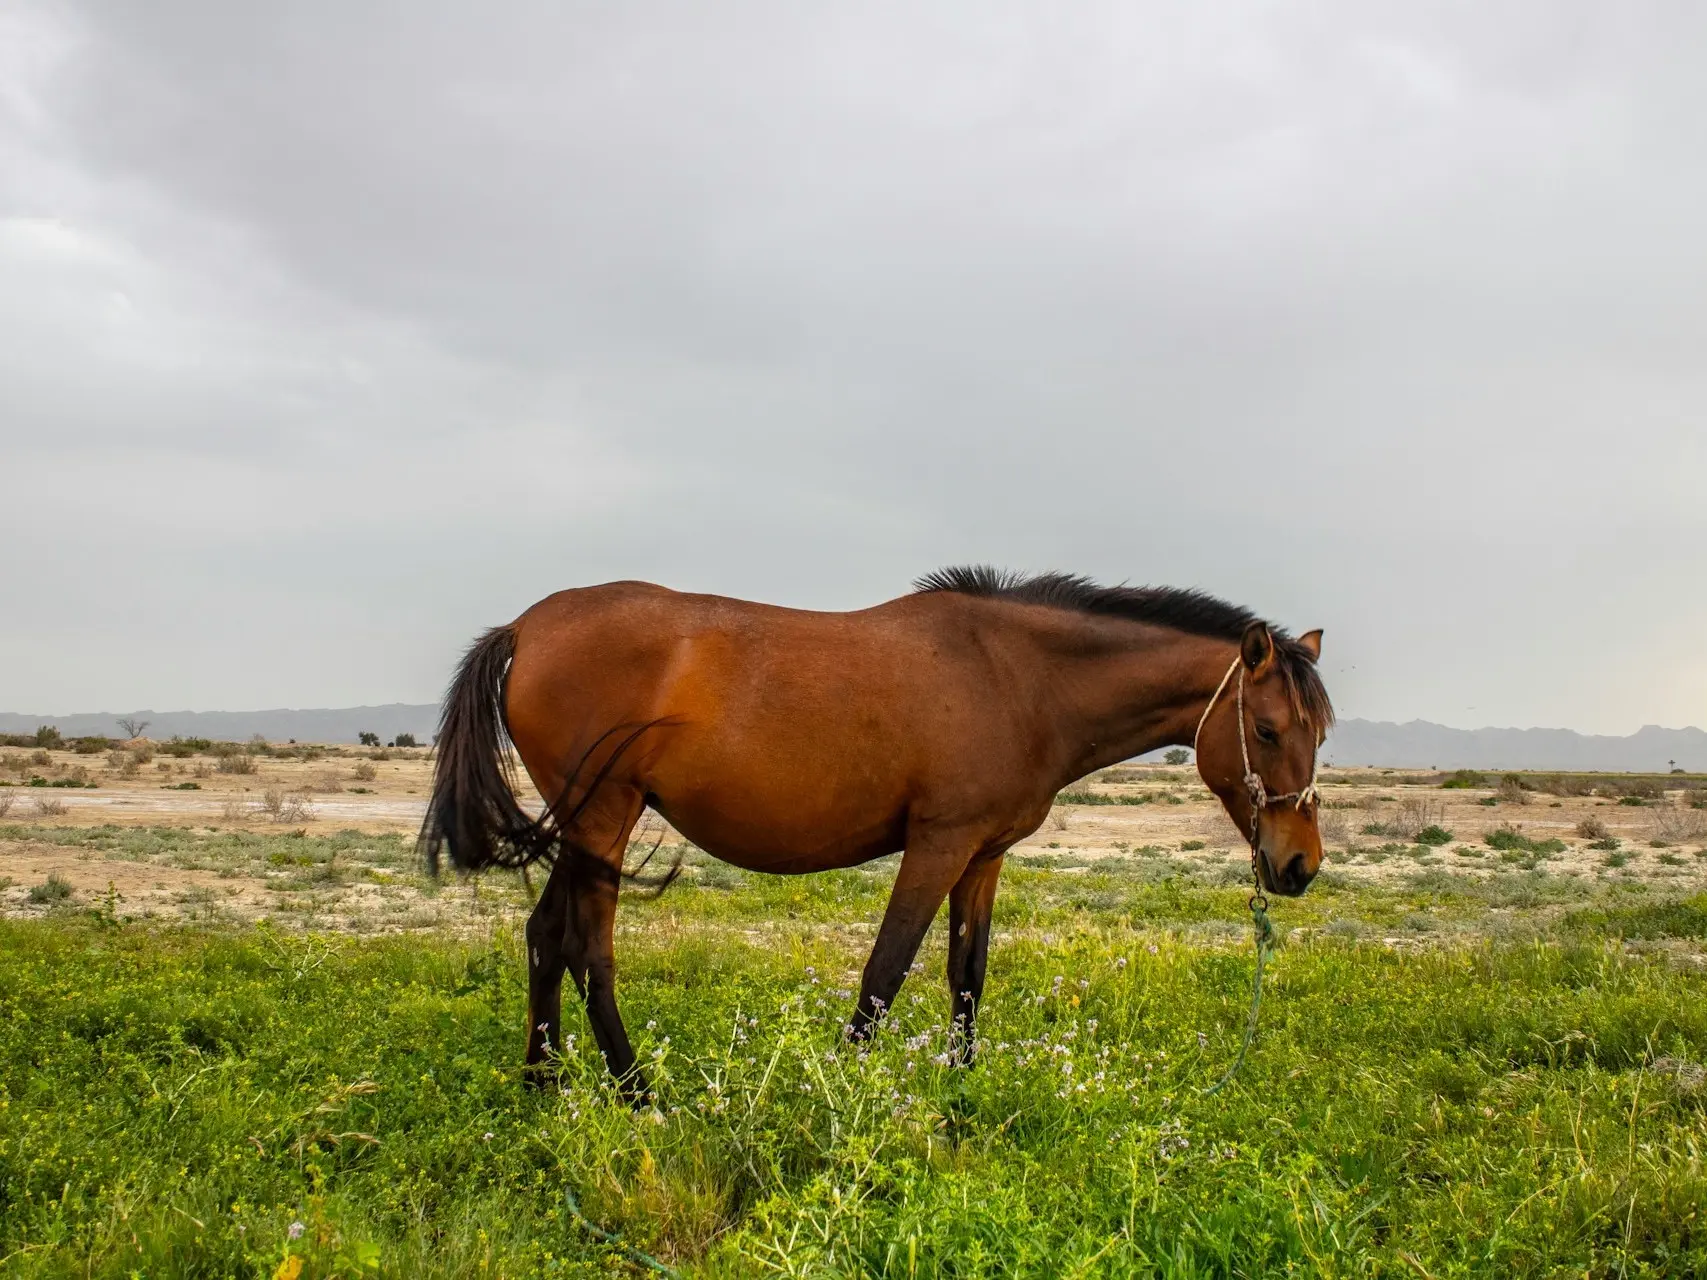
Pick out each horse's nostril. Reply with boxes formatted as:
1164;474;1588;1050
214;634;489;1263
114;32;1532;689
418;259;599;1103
1280;853;1314;894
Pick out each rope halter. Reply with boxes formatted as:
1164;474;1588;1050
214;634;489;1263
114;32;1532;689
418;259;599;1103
1192;655;1321;846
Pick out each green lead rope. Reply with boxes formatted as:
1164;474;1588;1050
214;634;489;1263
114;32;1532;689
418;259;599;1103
564;1186;682;1278
1200;893;1275;1097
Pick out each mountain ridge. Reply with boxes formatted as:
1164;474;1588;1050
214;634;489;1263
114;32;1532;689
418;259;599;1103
3;706;1703;771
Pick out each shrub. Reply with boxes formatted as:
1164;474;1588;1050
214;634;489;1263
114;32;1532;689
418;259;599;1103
1577;817;1610;841
358;731;381;747
27;874;73;903
1415;825;1453;847
1163;748;1190;766
1179;839;1206;851
217;753;257;775
352;762;378;782
1497;775;1529;805
0;792;12;818
162;781;202;791
1440;770;1485;789
1484;826;1566;855
1650;807;1707;844
33;796;67;816
33;725;63;749
1619;796;1646;807
258;789;315;823
71;736;111;755
393;733;419;748
1588;836;1621;851
163;737;213;757
29;750;51;767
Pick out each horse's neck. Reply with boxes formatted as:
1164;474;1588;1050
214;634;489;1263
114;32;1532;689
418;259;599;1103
1035;625;1235;782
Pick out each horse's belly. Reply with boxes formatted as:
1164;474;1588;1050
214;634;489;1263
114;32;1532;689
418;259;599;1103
649;788;907;875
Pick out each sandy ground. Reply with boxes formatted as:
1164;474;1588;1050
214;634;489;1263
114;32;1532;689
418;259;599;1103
4;744;1704;928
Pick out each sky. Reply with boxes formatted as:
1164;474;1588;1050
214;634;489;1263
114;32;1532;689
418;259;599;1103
2;1;1704;734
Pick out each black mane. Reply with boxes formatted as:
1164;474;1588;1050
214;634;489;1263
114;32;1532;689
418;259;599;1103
913;565;1334;728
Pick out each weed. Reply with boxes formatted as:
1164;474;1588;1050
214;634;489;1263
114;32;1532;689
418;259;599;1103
27;873;73;903
33;796;67;816
1440;769;1485;789
217;753;257;775
1577;816;1610;841
1620;796;1647;808
352;762;378;782
1179;839;1205;851
1414;825;1453;847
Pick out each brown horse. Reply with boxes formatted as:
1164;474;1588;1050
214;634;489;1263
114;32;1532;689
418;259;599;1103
421;567;1333;1097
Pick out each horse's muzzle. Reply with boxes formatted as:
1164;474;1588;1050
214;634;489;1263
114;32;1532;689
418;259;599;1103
1259;848;1316;897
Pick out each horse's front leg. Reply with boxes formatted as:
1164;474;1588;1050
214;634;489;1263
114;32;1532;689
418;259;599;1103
847;829;980;1043
947;849;1005;1065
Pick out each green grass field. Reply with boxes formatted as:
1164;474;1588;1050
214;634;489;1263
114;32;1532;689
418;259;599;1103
4;839;1707;1276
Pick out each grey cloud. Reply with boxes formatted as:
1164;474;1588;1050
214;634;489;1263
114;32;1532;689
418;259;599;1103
2;0;1704;730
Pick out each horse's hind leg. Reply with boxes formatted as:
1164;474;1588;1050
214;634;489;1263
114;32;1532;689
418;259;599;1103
562;848;649;1101
947;850;1005;1066
523;854;575;1085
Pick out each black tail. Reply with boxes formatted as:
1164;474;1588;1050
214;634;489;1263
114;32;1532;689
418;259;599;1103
418;624;687;893
420;625;554;875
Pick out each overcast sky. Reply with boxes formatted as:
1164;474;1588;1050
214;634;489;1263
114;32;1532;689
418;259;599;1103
3;1;1703;733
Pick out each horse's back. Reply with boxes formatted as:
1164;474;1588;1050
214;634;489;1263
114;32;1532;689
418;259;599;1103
500;582;1044;869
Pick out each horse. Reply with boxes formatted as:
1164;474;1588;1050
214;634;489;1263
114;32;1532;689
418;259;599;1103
421;567;1333;1098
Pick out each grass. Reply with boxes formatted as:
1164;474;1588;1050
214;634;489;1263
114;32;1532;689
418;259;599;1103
4;837;1707;1275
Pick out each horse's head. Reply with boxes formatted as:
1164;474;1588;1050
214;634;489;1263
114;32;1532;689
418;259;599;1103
1194;621;1332;897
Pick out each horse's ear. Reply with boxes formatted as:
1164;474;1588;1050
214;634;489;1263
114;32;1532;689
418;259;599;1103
1241;621;1274;674
1296;629;1323;661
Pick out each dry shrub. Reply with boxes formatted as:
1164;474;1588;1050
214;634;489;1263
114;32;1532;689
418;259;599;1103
34;796;67;816
29;750;51;767
193;761;212;779
220;798;250;823
352;762;377;782
258;789;315;823
1049;806;1069;832
1576;816;1611;841
1392;798;1446;840
312;770;346;793
217;754;256;776
1319;808;1351;847
1497;776;1529;805
0;791;14;819
1650;806;1707;844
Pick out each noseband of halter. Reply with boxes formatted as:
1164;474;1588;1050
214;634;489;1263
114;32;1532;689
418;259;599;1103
1192;655;1321;843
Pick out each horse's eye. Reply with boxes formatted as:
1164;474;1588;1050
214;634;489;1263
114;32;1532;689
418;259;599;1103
1254;724;1279;746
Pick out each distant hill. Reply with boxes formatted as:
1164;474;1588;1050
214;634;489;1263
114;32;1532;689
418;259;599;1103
0;705;440;745
1320;720;1707;773
3;706;1703;771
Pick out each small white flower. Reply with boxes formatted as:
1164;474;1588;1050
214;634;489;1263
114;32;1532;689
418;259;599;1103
287;1221;305;1240
482;1131;494;1141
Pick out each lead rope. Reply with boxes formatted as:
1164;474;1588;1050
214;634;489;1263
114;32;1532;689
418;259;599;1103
564;1187;682;1277
1190;655;1318;1095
